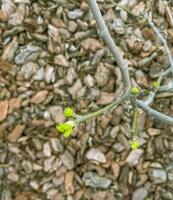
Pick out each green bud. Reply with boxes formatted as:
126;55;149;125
56;121;76;138
131;138;140;150
132;87;139;94
64;107;75;118
153;81;160;89
63;129;73;138
56;123;66;133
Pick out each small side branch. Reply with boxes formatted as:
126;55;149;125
136;100;173;125
76;91;129;123
145;67;172;105
158;81;173;92
146;17;173;76
144;72;163;105
88;0;131;90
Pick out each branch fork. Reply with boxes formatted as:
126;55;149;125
88;0;173;127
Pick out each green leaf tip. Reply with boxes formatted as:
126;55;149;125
131;138;140;150
153;81;160;89
132;87;139;94
56;121;76;138
64;107;75;118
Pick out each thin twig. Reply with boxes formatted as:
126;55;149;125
162;67;171;77
76;91;129;123
136;100;173;125
146;17;173;76
145;66;172;105
144;71;163;105
88;0;131;91
158;81;173;92
144;90;158;106
110;0;142;19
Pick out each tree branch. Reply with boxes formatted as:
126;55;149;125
136;100;173;125
88;0;131;91
76;91;129;123
88;0;173;126
144;71;163;105
144;62;172;106
109;1;173;105
146;17;173;76
143;17;173;105
158;81;173;92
